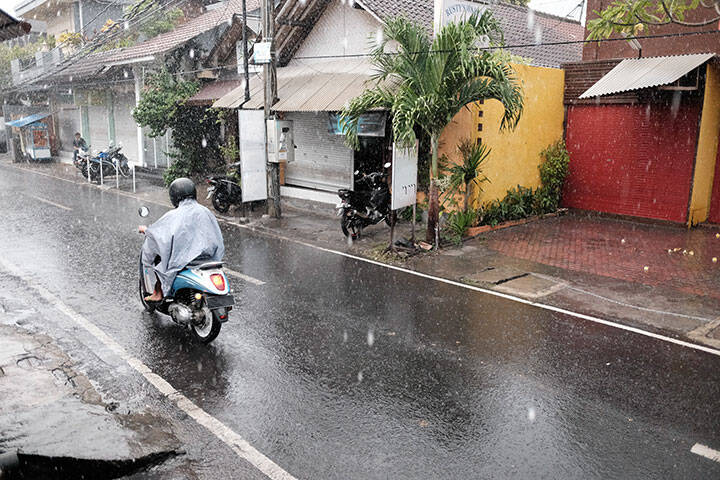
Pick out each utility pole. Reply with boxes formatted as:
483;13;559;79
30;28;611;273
262;0;280;218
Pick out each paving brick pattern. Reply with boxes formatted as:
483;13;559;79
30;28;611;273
484;215;720;300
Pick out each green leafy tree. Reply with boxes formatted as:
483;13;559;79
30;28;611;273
132;68;198;137
341;12;523;246
587;0;720;40
133;69;222;184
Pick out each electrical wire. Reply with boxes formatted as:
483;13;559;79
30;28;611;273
6;4;720;92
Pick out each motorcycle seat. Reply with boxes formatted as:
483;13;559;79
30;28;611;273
188;260;223;270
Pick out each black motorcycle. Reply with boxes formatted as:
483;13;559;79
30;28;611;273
337;162;394;239
207;162;242;213
74;145;130;182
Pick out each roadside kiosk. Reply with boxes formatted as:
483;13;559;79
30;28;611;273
5;113;53;161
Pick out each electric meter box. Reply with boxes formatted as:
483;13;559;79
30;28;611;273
266;119;294;164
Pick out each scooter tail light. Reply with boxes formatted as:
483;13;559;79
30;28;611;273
210;273;226;291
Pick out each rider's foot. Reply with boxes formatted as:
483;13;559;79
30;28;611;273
144;290;163;302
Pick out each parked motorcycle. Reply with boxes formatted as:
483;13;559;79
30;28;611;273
74;145;130;182
336;162;395;239
137;206;234;343
207;161;242;213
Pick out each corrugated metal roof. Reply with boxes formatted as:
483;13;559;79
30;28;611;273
6;112;51;127
213;59;383;111
579;53;716;99
187;80;244;105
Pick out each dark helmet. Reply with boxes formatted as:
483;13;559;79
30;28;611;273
169;177;197;207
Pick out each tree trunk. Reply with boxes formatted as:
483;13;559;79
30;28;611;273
463;182;470;213
426;134;440;245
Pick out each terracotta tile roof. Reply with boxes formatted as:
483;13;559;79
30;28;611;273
106;0;260;64
358;0;583;67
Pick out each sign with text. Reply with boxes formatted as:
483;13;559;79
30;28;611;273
238;110;267;202
391;142;418;211
441;0;487;27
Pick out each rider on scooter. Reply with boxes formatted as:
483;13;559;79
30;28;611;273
139;178;225;302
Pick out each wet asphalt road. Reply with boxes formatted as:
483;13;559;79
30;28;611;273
2;164;720;479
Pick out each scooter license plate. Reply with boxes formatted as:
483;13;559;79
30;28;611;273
206;294;235;309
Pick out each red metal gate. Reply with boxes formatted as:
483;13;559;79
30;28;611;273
563;103;700;223
709;144;720;224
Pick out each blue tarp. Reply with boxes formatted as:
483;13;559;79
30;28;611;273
5;113;51;128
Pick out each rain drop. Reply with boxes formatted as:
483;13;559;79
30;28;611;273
528;407;536;422
123;69;129;78
201;138;207;148
342;330;348;343
357;371;363;382
526;9;535;30
197;361;203;372
367;329;374;347
189;48;195;59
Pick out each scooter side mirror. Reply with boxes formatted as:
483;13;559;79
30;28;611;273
138;206;150;217
354;170;360;175
383;162;392;169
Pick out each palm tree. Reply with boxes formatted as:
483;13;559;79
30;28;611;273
341;11;523;246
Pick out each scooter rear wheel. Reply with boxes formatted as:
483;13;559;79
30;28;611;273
341;215;361;240
191;308;222;343
212;191;231;213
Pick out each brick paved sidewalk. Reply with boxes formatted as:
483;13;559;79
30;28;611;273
484;214;720;300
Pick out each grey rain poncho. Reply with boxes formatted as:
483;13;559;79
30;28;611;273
141;198;225;294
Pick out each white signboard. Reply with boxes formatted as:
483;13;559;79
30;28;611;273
391;142;418;211
238;110;267;202
253;41;272;64
436;0;487;32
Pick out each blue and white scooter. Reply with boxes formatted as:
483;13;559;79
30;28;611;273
138;206;234;343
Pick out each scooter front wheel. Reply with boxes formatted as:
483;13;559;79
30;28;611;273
192;309;222;343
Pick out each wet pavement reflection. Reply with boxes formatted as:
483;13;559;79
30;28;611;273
1;165;720;479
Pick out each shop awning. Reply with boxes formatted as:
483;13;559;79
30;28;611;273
213;59;384;111
187;80;245;106
579;53;716;99
5;112;51;128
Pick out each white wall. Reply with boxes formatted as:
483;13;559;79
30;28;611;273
113;92;140;166
293;0;382;60
87;104;109;149
57;105;81;155
285;112;353;191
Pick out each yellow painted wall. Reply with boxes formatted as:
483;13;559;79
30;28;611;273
688;63;720;226
438;63;566;209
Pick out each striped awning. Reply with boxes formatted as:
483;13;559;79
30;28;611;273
579;53;715;99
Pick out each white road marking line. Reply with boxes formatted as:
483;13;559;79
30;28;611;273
23;193;72;211
10;163;720;358
226;222;720;359
692;443;720;463
0;258;297;480
224;268;266;285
